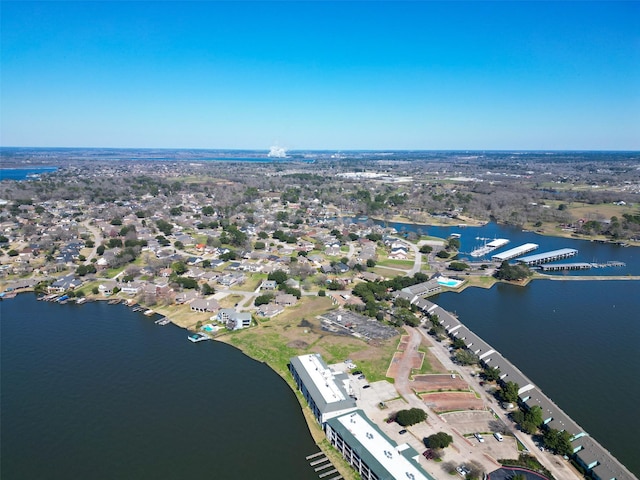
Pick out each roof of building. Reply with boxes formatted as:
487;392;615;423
289;354;356;415
327;410;435;480
516;248;578;264
492;243;539;261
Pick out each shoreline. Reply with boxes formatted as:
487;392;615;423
5;288;638;479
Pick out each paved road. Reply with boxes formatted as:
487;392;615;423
83;220;103;261
414;327;582;480
392;326;501;477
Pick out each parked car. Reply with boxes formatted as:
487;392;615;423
474;433;484;443
399;429;407;435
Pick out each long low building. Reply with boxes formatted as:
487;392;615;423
289;353;357;425
326;410;435;480
402;296;637;480
516;248;578;265
492;243;539;262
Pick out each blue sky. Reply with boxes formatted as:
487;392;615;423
2;1;639;150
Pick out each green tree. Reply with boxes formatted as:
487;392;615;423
448;261;469;271
8;249;18;257
500;381;520;404
396;408;427;427
494;261;531;281
419;244;433;254
156;219;173;236
171;261;188;275
254;294;274;306
424;432;453;449
92;286;99;295
201;283;215;295
436;249;450;259
268;270;288;285
482;366;501;382
254;241;266;250
318;289;326;297
454;349;479;365
366;258;376;268
542;428;573;456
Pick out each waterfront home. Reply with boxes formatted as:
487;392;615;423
217;308;252;330
98;280;118;295
256;303;284;318
120;281;142;295
190;298;220;313
48;274;83;293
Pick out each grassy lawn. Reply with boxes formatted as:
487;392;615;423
217;295;399;383
461;275;497;289
372;266;408;278
217;293;245;308
231;274;264;292
412;346;449;375
376;259;414;268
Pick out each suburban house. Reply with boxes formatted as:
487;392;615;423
256;303;284;318
190;298;220;313
217;308;252;330
275;293;298;307
260;280;277;291
47;274;84;293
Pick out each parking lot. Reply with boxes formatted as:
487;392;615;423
320;310;399;341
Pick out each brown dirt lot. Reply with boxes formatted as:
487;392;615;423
386;349;424;378
419;392;485;412
397;336;410;352
411;374;470;392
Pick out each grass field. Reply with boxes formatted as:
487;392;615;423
217;296;400;381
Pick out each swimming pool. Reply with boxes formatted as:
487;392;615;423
437;277;464;288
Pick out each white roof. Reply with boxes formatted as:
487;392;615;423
334;411;431;480
297;354;347;403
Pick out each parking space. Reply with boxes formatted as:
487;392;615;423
441;410;495;435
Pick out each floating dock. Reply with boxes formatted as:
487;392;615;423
492;243;539;262
516;248;578;266
539;261;626;272
470;238;510;257
154;317;171;325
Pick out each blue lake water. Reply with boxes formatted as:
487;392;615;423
371;219;639;275
370;219;640;475
0;167;58;181
1;296;320;480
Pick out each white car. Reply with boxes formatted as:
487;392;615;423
474;433;484;443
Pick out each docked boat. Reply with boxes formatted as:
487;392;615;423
188;333;209;343
143;309;155;316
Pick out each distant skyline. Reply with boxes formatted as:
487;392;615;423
2;1;639;151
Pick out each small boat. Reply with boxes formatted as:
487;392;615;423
75;297;87;305
188;333;209;343
143;309;155;316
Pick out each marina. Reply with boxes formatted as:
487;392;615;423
539;261;627;272
470;238;510;258
491;243;539;262
515;248;578;266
